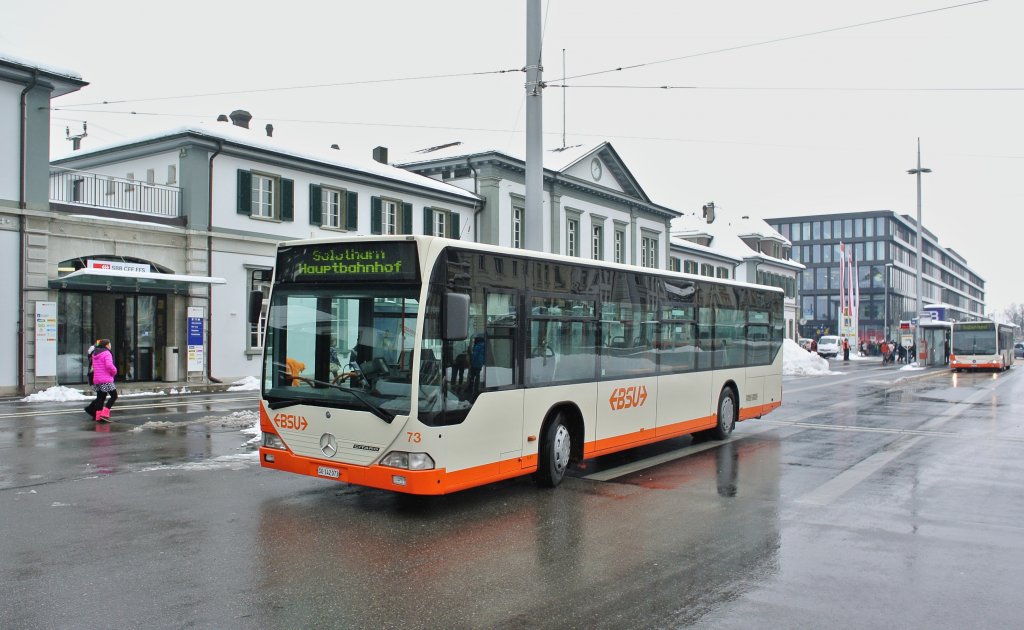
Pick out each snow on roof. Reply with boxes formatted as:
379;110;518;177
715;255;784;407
55;121;479;201
393;140;605;173
671;209;803;269
0;51;83;81
669;236;742;262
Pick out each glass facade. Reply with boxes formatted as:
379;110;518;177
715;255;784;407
766;211;985;343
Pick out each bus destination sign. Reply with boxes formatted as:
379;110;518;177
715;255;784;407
957;322;994;331
276;241;419;283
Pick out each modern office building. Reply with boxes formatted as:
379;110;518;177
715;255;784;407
765;210;985;343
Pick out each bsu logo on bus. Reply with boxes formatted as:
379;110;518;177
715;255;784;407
609;385;648;410
273;412;308;431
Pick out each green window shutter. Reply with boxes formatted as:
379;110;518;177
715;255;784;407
370;196;382;234
280;178;294;221
423;206;433;236
346;191;359;230
236;170;252;215
309;184;322;226
451;213;460;239
402;202;413;235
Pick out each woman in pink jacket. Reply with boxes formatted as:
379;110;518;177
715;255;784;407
84;339;118;421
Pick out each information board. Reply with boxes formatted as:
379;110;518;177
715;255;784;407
35;301;57;377
187;306;204;372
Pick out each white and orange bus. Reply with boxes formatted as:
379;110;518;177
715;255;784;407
253;235;784;494
950;321;1016;371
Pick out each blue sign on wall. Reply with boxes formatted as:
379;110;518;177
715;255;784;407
187;316;204;346
187;306;204;372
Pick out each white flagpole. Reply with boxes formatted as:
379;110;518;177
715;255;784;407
839;242;846;319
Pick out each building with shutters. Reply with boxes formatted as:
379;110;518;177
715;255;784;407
4;97;479;394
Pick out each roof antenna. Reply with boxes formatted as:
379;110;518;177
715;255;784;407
66;122;88;151
561;48;567;150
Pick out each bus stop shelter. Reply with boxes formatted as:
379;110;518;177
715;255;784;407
919;321;952;367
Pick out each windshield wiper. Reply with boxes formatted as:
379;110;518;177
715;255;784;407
293;376;396;423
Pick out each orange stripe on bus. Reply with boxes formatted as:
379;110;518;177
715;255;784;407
258;400;782;495
260;447;537;496
951;361;1002;369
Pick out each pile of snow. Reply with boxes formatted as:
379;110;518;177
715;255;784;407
782;338;835;376
21;386;90;402
900;363;926;371
227;375;260;391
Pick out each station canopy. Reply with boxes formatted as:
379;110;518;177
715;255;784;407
49;268;226;294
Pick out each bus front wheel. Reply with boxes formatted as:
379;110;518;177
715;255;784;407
537;414;571;488
709;388;737;440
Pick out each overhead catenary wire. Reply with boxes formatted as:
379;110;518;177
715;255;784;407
51;2;990;112
57;68;525;108
558;0;991;83
546;84;1024;92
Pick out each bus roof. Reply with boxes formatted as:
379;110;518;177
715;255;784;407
277;234;786;295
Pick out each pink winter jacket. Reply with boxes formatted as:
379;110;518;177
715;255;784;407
91;347;117;384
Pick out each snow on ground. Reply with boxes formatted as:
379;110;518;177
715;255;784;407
20;386;91;402
132;409;258;433
139;452;258;472
782;338;838;376
19;381;256;401
227;375;259;391
900;363;926;371
21;385;170;402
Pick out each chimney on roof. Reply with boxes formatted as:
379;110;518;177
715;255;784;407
372;146;389;164
229;110;252;129
265;123;274;137
702;202;716;224
330;144;340;150
217;114;229;122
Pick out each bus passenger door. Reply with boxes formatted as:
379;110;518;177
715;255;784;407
596;334;657;448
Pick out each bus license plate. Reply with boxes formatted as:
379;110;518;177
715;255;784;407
317;465;340;479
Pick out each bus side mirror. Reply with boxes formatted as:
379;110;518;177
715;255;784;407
444;293;470;341
248;290;264;326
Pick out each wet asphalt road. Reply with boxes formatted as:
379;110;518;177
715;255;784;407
1;360;1023;629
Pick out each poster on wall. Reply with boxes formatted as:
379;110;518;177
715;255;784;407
35;301;58;377
187;306;204;373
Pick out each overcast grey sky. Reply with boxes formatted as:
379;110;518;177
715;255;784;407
4;1;1020;312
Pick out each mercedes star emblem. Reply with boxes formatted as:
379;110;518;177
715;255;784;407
319;433;338;458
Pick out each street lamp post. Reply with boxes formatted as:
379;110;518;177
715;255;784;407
907;138;931;364
883;262;893;342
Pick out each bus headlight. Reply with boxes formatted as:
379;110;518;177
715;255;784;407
380;451;435;470
262;433;286;450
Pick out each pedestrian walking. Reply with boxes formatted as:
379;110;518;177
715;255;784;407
84;339;118;422
880;340;889;365
842;338;850;362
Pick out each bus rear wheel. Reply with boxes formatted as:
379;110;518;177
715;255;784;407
709;388;737;440
537;414;571;488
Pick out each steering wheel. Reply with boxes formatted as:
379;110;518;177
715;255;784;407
332;371;356;385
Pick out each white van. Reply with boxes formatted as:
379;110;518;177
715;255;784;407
817;335;842;358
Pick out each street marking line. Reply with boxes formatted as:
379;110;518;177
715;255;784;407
583;434;745;482
796;378;1012;506
798;436;923;506
585;400;860;482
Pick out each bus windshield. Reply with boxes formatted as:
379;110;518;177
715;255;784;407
953;326;995;356
262;285;420;418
